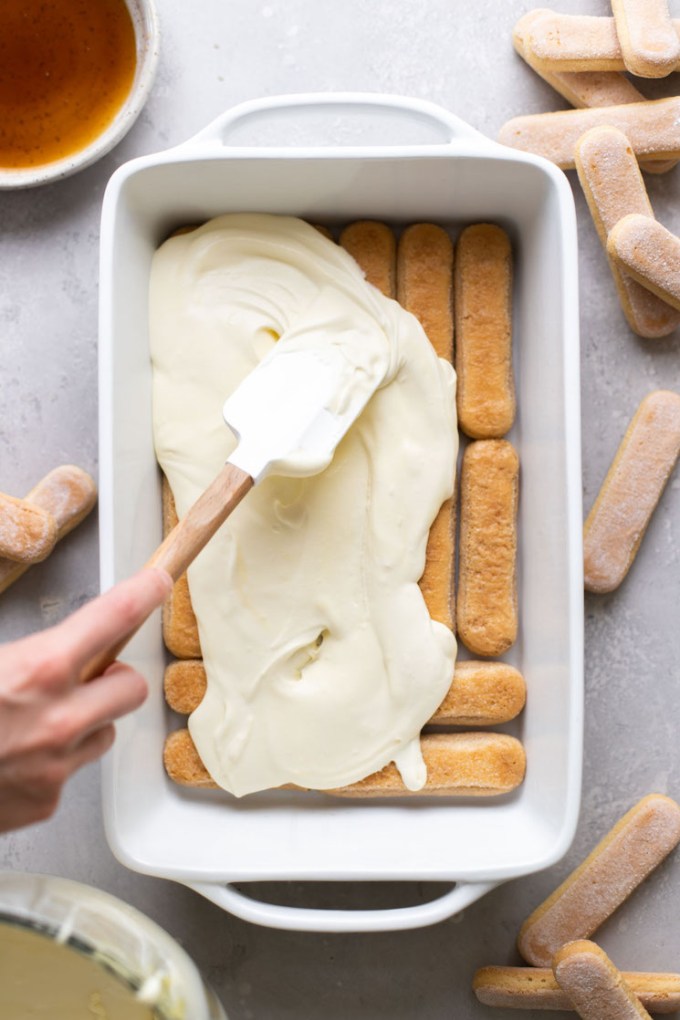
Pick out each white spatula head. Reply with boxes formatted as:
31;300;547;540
223;346;379;483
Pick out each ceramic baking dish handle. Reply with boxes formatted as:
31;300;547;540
181;92;499;153
187;879;498;933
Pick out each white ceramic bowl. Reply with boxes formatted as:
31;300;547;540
0;871;226;1018
98;93;584;933
0;0;159;190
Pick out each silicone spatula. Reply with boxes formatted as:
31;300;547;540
81;344;379;680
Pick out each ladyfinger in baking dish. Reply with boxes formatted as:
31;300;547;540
394;222;455;630
339;220;396;298
164;729;526;797
164;657;527;727
161;476;201;658
454;224;514;440
457;439;519;657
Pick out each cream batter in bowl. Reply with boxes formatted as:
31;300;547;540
0;872;226;1019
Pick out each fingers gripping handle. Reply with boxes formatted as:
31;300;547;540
80;464;252;683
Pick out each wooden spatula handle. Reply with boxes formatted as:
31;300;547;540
80;463;253;683
148;463;253;580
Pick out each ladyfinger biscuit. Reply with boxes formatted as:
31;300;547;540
583;391;680;594
396;223;455;630
457;440;518;657
574;126;680;339
517;794;680;967
433;659;526;727
513;11;644;107
329;733;525;798
397;224;453;358
473;965;680;1013
164;660;208;714
611;0;680;79
164;657;526;726
161;476;201;658
498;97;680;170
313;224;334;241
0;492;57;564
454;224;514;440
553;942;653;1020
608;215;680;312
340;221;396;297
512;11;676;174
521;12;680;74
164;729;526;797
0;466;97;596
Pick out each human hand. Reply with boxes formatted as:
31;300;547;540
0;567;172;834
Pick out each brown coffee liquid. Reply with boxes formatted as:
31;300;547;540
0;0;137;169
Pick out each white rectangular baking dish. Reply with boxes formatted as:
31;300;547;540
98;93;583;933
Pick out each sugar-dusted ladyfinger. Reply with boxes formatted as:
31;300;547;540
517;794;680;967
584;391;680;594
164;730;526;797
574;126;680;339
165;657;526;726
340;221;396;297
608;215;680;313
512;11;677;174
499;97;680;170
514;11;635;102
0;466;97;596
161;476;201;658
396;223;455;630
553;942;653;1020
611;0;680;79
454;224;514;439
473;965;680;1013
457;440;518;657
520;11;680;74
0;492;57;564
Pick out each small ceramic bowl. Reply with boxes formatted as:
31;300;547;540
0;0;159;190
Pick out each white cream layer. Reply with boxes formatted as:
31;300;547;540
150;214;457;797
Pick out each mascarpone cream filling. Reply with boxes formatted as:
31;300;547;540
150;213;457;796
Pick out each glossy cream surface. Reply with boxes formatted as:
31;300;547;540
150;214;457;796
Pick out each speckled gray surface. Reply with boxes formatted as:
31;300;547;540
2;1;680;1016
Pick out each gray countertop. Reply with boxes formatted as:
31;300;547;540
2;1;680;1016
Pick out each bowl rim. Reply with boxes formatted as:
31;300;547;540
0;0;160;190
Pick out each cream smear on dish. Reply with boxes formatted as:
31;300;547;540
149;214;457;797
